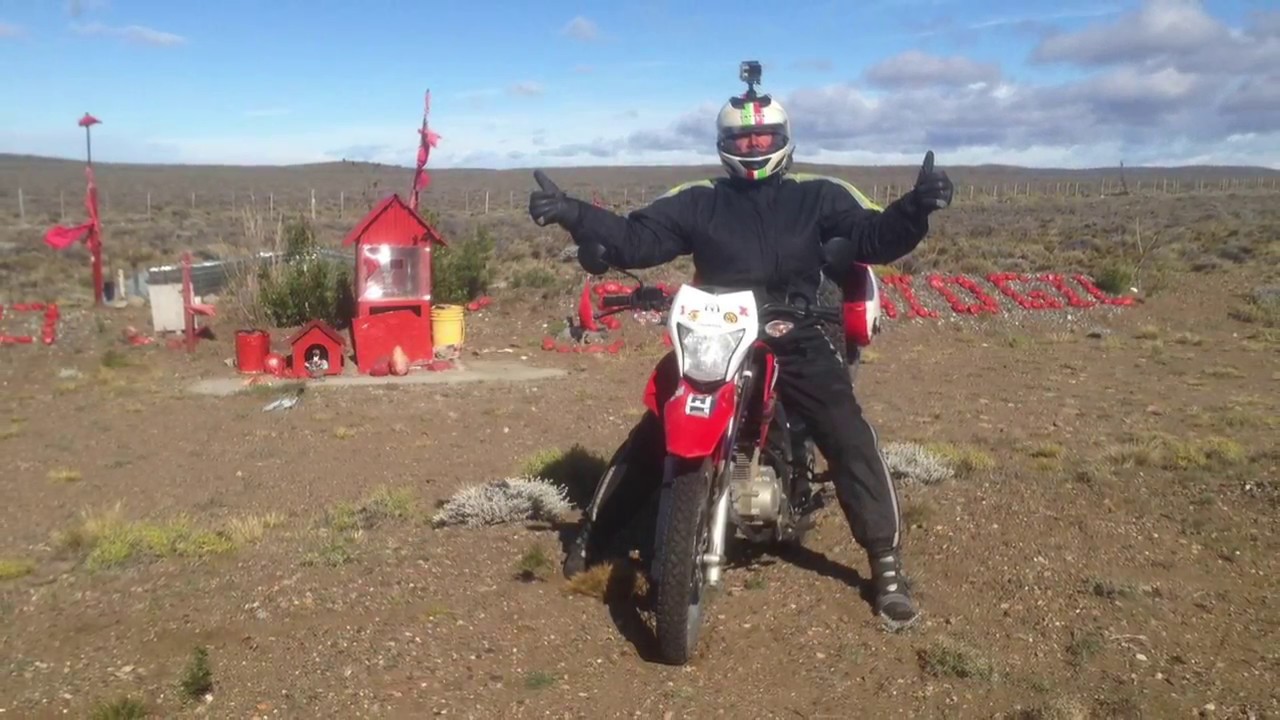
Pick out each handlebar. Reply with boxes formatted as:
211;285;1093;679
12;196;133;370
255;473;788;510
759;302;842;324
601;294;634;308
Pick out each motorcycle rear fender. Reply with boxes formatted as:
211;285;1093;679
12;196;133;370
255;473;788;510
842;263;881;349
663;380;738;459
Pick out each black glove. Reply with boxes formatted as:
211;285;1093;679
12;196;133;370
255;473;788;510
901;150;953;217
528;169;582;229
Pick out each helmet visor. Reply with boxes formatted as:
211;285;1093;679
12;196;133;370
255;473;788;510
718;124;789;159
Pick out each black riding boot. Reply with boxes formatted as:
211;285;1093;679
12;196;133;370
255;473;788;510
868;548;920;628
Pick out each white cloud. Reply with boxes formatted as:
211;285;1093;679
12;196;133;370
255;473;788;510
562;16;599;41
5;2;1277;170
71;21;186;46
528;0;1280;169
864;50;1002;89
507;81;545;97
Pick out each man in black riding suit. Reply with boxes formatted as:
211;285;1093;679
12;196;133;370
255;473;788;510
527;82;953;627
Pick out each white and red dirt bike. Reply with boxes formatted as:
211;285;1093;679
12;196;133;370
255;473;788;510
571;260;884;666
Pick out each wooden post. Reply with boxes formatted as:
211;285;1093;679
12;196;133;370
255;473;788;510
310;189;316;220
60;191;65;220
191;191;196;208
340;191;345;217
17;188;24;223
147;191;152;218
484;189;489;214
269;192;274;215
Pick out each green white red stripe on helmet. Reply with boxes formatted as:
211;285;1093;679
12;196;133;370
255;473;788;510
739;101;765;126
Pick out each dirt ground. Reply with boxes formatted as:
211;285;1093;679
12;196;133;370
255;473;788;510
1;245;1277;718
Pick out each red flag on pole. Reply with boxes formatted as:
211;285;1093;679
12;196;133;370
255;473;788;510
43;165;100;251
410;91;440;210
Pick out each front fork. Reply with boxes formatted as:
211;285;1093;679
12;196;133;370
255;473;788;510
652;459;732;589
702;487;732;587
655;367;753;589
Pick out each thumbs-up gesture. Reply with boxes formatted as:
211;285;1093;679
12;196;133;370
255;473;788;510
529;169;581;228
907;150;953;216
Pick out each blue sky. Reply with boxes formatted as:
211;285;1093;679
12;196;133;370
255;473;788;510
1;0;1277;168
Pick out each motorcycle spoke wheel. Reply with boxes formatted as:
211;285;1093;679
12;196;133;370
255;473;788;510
653;460;714;666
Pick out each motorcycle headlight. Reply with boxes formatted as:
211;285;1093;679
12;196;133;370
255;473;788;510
677;326;746;383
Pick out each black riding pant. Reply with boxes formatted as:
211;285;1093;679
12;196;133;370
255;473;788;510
585;328;902;558
770;327;902;555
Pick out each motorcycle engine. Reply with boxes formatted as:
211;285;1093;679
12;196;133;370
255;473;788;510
730;460;783;525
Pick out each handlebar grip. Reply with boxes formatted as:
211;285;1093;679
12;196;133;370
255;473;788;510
601;294;633;308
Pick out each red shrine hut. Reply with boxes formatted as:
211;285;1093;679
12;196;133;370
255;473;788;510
342;194;447;374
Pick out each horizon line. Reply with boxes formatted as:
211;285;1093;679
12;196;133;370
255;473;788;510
3;152;1279;174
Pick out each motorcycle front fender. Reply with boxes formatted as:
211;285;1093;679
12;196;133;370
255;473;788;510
662;380;738;460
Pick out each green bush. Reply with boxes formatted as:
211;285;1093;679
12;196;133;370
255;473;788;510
257;216;352;328
434;227;494;304
1092;262;1134;295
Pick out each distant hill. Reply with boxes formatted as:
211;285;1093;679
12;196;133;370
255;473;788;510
4;152;1279;177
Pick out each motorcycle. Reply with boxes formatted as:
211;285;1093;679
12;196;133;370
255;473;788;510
567;256;884;666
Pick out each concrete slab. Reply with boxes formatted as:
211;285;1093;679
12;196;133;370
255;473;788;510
186;360;568;397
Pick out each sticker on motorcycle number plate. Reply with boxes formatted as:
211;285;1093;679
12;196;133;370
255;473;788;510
685;393;714;417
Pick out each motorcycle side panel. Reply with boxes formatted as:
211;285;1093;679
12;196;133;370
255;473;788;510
643;350;681;416
663;380;738;459
755;347;779;449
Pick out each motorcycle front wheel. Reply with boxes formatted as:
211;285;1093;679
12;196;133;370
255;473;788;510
652;458;714;666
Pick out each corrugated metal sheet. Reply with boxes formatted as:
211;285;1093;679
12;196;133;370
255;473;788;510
139;249;353;298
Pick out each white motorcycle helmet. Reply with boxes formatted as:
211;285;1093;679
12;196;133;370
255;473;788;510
716;93;795;181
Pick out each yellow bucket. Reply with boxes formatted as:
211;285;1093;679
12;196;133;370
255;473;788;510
431;304;465;346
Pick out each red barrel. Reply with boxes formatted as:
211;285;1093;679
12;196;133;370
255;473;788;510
234;329;271;373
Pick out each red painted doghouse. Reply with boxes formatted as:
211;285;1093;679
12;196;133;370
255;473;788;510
287;319;345;378
342;194;447;374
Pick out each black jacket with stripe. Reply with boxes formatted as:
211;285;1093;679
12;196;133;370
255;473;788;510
563;171;930;305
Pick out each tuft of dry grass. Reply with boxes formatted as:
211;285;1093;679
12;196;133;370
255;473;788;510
47;468;82;483
1106;433;1246;471
1170;331;1204;346
53;503;280;570
563;561;650;602
925;443;996;478
225;513;286;545
917;637;997;680
1202;365;1246;379
515;544;554;582
1133;324;1161;340
89;695;151;719
0;420;22;440
1065;629;1104;668
1228;291;1280;328
324;486;415;533
0;557;36;581
564;562;614;598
